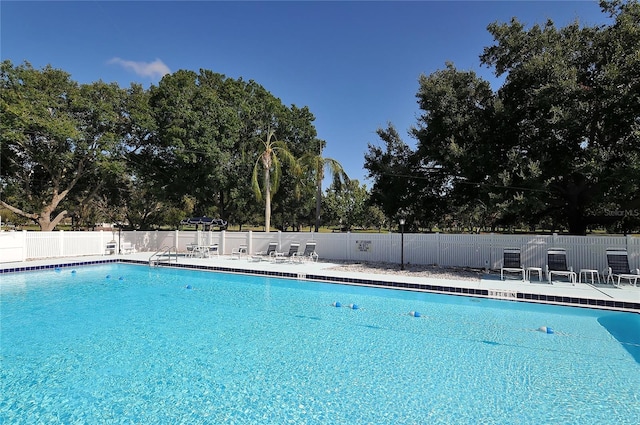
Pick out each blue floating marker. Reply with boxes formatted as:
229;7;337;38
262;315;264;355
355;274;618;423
55;267;61;273
410;311;421;318
106;275;111;279
349;304;359;310
185;284;193;290
71;270;77;274
538;326;554;334
332;301;342;307
118;276;124;281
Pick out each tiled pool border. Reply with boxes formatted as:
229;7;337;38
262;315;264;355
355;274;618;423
2;258;638;313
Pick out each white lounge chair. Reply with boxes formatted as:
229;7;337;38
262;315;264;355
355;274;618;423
205;244;219;257
231;245;248;259
546;248;576;284
293;242;318;263
186;243;198;258
500;248;525;281
605;248;639;287
251;242;278;261
272;242;300;263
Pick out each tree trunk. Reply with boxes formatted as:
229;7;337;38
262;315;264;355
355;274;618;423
314;180;322;232
264;168;271;232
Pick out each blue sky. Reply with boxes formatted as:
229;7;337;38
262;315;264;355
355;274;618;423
1;1;609;185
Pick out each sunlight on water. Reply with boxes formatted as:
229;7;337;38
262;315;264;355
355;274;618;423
1;264;639;424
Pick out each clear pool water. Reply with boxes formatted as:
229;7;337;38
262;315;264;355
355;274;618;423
1;264;639;424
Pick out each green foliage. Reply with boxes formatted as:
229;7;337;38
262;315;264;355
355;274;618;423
300;141;349;232
251;128;299;232
1;61;323;231
365;0;640;235
0;61;126;230
323;179;370;231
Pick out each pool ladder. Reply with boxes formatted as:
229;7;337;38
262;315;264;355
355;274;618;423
149;246;178;267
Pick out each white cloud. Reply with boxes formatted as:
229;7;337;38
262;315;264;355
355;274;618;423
108;57;171;79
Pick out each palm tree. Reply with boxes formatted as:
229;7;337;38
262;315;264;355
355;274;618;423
301;148;349;232
251;128;298;232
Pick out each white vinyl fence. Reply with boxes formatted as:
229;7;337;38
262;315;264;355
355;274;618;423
1;230;638;273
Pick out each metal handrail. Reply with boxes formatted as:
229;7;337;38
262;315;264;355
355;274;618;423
149;245;178;267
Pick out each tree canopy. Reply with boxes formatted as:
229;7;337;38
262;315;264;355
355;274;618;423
365;0;640;234
1;61;345;231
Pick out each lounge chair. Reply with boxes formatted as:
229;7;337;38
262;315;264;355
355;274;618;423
604;248;639;287
205;244;219;257
251;242;278;261
500;248;525;281
186;243;198;258
545;248;576;284
272;242;300;263
231;245;248;259
293;241;318;263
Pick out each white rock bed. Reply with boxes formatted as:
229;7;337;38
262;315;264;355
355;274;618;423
327;261;484;282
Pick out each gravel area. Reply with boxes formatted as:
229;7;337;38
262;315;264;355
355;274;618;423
327;261;484;282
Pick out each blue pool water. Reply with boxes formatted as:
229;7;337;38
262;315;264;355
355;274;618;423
1;264;639;424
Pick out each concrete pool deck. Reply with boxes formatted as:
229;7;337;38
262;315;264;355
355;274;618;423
2;252;639;312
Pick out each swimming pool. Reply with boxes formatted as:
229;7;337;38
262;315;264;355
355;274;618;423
1;264;639;424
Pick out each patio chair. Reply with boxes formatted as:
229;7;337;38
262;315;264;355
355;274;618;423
251;242;278;261
604;248;639;287
186;243;198;258
545;248;576;284
500;248;525;281
272;242;300;263
231;245;248;259
293;241;318;263
205;244;219;257
105;241;117;255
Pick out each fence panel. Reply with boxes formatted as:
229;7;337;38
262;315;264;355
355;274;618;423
437;234;487;268
25;232;62;259
125;231;175;254
6;229;639;272
629;236;640;269
223;232;250;255
0;231;26;262
61;232;106;257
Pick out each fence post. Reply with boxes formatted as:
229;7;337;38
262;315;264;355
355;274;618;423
485;233;493;271
436;232;440;266
21;230;27;261
248;231;253;255
59;230;64;257
346;231;351;261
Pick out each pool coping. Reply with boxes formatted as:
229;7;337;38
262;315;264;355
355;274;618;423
1;256;639;313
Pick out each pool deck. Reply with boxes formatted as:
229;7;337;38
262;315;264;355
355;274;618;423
2;253;639;312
